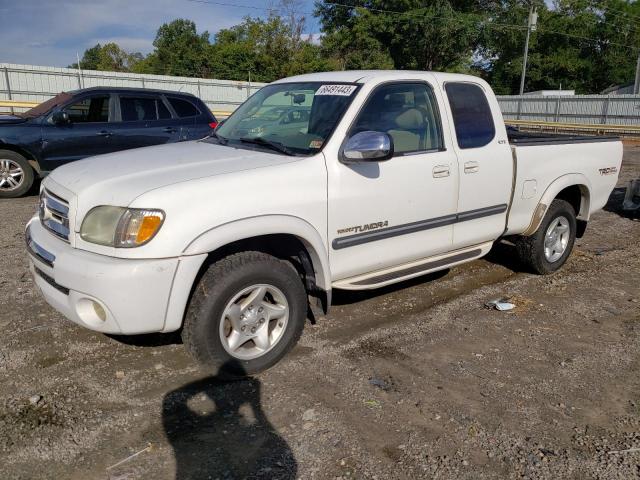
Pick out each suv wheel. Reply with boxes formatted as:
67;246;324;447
182;251;307;377
0;150;34;198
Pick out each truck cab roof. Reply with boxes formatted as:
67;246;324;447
272;70;485;86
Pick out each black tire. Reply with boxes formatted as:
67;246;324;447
182;251;307;378
515;199;577;275
0;149;35;198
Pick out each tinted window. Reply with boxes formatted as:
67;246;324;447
445;83;495;149
157;99;171;119
351;83;442;154
169;97;199;118
64;96;109;123
120;97;160;121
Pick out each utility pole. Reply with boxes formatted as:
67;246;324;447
519;5;538;95
634;53;640;94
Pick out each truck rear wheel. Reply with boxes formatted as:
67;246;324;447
182;251;307;377
0;150;34;198
515;199;577;275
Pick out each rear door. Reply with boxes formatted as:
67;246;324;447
167;96;212;140
39;93;115;169
110;93;180;151
442;81;513;249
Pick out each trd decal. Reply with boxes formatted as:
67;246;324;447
599;167;618;175
337;221;389;235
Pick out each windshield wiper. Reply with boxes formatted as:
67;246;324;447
239;137;295;156
209;131;228;145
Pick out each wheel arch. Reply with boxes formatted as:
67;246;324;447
0;142;42;175
183;214;330;308
522;174;591;236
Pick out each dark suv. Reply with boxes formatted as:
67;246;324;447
0;87;217;197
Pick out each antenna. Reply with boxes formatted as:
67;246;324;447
76;51;84;89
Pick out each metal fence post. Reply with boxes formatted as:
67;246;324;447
141;77;146;89
554;97;561;122
601;96;610;125
517;96;523;120
3;67;13;114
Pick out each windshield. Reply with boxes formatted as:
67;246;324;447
21;92;73;118
212;82;360;155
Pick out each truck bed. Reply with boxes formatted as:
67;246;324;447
505;129;623;237
507;128;619;146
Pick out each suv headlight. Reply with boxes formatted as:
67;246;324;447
80;206;165;247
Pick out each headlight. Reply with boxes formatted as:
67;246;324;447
80;206;165;248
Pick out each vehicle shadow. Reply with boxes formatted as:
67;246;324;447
482;239;525;273
162;360;297;480
106;331;183;347
604;186;639;220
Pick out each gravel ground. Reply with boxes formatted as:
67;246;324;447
0;147;639;480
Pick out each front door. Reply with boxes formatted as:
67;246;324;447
328;81;459;281
40;94;115;170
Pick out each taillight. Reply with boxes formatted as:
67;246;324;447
209;122;218;129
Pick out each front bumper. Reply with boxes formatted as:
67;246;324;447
25;217;206;334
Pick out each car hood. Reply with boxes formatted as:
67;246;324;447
0;114;28;124
46;140;298;213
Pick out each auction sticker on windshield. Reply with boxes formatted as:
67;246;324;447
316;85;357;96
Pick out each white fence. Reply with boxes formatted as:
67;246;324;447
5;63;640;126
497;94;640;126
0;63;266;115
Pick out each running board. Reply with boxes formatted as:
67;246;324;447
332;243;492;290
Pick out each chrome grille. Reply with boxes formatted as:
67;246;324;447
39;189;70;241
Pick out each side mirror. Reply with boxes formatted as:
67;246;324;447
51;111;69;125
342;131;393;163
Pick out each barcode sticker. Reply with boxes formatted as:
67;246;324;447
316;85;357;96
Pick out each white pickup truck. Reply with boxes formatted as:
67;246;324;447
26;71;622;376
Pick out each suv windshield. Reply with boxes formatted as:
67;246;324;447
211;82;360;155
21;92;73;118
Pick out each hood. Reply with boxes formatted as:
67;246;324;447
47;140;298;208
0;114;28;124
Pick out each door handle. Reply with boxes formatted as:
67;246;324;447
163;127;178;133
432;165;450;178
96;130;113;137
464;161;479;174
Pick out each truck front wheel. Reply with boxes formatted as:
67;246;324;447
515;199;577;275
182;251;307;377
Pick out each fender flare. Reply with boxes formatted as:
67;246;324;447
182;214;331;291
522;173;592;236
0;141;42;175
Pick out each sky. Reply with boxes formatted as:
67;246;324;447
0;0;321;67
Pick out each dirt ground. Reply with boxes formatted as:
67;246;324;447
1;147;639;480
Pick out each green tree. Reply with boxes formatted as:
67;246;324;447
70;44;102;70
210;14;333;82
315;0;485;71
70;43;145;72
152;19;212;77
481;0;640;94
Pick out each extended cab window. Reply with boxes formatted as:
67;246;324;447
445;83;496;149
351;83;442;155
120;96;166;122
168;97;199;118
64;96;109;123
